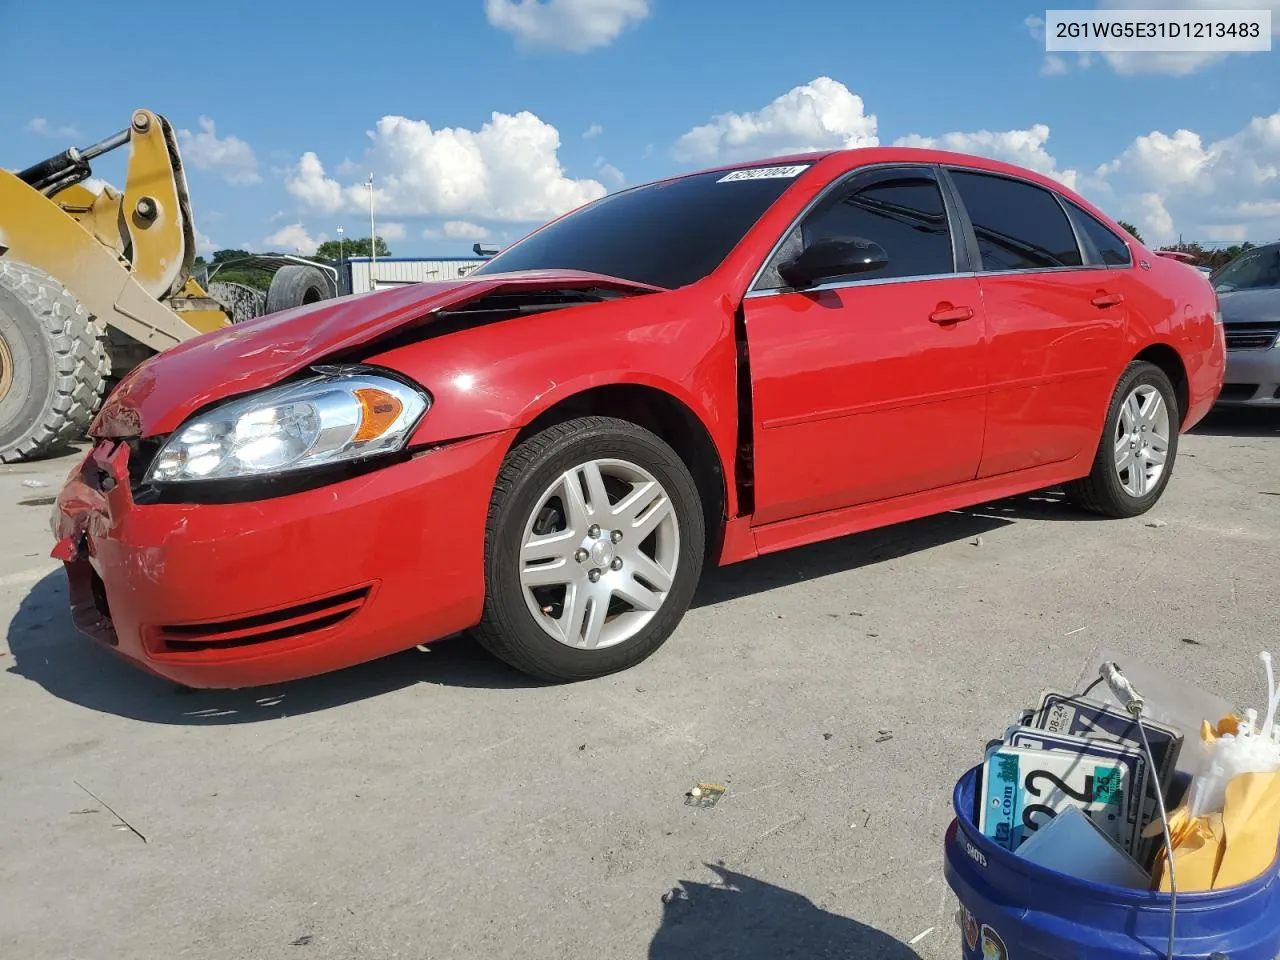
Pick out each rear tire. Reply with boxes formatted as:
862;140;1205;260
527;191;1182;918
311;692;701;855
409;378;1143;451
0;260;109;464
264;265;333;315
1064;361;1179;518
472;416;706;682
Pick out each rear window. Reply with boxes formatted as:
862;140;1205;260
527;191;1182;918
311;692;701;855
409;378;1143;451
472;168;805;289
1066;201;1133;266
949;170;1083;271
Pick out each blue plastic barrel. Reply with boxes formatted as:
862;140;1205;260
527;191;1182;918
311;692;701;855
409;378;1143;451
944;765;1280;960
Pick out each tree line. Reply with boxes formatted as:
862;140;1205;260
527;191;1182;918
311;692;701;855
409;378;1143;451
192;237;393;291
1115;220;1257;272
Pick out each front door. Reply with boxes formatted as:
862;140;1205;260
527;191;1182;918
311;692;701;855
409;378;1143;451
743;165;988;527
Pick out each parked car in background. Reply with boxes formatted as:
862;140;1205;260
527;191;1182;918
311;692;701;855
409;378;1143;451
1211;240;1280;406
52;147;1225;688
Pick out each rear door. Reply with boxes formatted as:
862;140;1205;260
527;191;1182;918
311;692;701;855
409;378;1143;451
942;168;1129;477
742;165;988;526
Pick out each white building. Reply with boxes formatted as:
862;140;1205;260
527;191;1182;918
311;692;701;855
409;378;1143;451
344;256;487;295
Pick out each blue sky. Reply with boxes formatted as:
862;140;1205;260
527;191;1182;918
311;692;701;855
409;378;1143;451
4;0;1278;257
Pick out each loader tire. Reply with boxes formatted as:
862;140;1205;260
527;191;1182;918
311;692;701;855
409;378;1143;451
0;260;109;464
265;265;333;315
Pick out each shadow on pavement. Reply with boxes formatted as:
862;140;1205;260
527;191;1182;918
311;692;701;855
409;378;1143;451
649;864;921;960
5;570;537;726
8;488;1089;723
1189;407;1280;439
693;487;1105;608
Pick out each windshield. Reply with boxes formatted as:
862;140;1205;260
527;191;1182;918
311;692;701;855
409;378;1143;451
472;167;809;289
1212;244;1280;292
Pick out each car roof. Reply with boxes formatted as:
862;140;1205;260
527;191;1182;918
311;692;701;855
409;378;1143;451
659;146;1097;211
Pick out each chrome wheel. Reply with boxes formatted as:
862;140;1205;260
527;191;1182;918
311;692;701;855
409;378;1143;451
1114;383;1171;497
518;458;680;651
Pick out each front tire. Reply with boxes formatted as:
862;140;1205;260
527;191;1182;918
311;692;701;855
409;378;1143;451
472;416;706;682
0;260;109;464
1064;361;1179;518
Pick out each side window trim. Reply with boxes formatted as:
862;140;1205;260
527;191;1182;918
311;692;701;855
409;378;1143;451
936;166;982;277
1052;190;1091;268
1061;199;1134;269
941;165;1101;276
747;162;967;295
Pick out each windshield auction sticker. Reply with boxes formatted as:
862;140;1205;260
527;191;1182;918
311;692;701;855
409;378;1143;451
717;165;811;183
1044;8;1271;52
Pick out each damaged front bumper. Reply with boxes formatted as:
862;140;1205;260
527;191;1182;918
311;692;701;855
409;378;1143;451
50;432;513;688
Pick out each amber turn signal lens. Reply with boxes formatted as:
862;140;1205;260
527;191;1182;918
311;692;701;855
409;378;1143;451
352;387;404;442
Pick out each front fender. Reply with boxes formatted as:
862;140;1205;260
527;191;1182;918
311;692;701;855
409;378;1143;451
364;290;740;475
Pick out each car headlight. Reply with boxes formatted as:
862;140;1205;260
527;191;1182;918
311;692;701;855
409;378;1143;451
144;366;429;484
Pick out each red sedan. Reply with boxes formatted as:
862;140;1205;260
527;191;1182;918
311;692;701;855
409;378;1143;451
51;148;1225;688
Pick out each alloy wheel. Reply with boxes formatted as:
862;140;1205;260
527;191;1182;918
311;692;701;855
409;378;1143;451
1113;383;1171;497
518;458;681;650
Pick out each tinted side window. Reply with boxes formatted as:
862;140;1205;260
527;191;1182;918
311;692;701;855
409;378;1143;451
1066;201;1132;266
797;172;954;283
949;170;1083;271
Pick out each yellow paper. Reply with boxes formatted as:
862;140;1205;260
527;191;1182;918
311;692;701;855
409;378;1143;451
1215;770;1280;889
1146;806;1226;893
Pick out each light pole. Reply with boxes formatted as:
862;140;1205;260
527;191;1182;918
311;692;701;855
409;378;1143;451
366;173;377;291
336;226;345;295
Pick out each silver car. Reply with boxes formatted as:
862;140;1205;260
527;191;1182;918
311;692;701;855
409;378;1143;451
1213;241;1280;407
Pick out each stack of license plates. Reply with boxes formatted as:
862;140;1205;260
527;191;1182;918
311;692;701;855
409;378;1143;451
979;688;1184;867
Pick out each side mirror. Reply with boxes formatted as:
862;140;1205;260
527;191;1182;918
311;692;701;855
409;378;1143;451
777;237;889;289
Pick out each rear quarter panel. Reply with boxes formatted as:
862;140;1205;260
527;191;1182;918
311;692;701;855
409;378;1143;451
363;289;743;508
1125;255;1225;429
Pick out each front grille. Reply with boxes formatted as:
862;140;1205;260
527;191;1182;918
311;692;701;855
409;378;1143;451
156;585;371;652
1225;323;1280;351
1220;383;1259;401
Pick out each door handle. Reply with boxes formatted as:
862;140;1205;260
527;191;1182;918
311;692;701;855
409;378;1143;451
1091;292;1124;308
929;305;973;324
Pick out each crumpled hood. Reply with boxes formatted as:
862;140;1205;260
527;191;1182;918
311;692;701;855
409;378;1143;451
1218;288;1280;323
92;270;662;439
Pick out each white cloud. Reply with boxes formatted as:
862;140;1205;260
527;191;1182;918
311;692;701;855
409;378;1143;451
1236;200;1280;218
1041;54;1070;76
670;76;1279;244
485;0;649;52
1095;128;1209;186
424;220;491;241
1136;193;1176;242
583;123;604;139
286;152;345;213
672;77;878;164
1096;111;1280;244
286;111;605;224
894;123;1080;190
27;118;81;139
594;156;625;187
379;221;407;241
177;117;261;185
265;223;326;254
195;229;217;256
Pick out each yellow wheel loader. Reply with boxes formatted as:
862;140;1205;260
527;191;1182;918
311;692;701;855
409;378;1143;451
0;108;336;463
